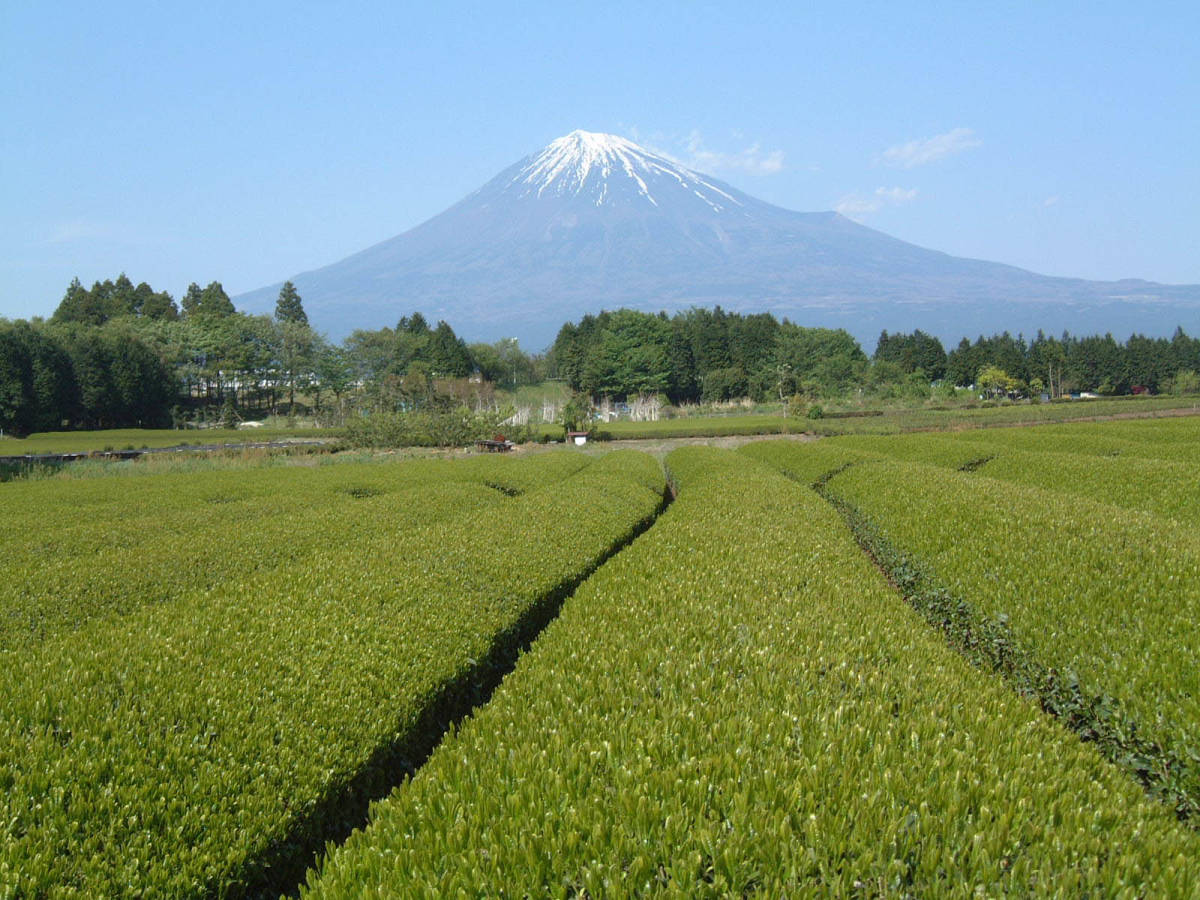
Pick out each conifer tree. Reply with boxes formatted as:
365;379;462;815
181;283;203;316
274;281;307;325
197;282;235;317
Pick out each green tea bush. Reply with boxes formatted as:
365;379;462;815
825;455;1200;818
0;450;665;897
300;448;1199;897
0;452;591;645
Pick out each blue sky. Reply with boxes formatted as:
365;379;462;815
2;1;1197;324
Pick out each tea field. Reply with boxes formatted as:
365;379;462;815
3;417;1199;897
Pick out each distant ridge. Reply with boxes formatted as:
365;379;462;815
236;130;1200;348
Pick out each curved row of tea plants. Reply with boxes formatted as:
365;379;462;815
968;446;1200;524
0;450;665;898
832;427;1200;524
0;451;590;646
948;416;1200;463
738;437;870;484
822;454;1200;818
0;426;335;455
299;448;1199;898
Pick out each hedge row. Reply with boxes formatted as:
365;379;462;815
0;452;590;645
299;447;1199;897
822;452;1200;819
0;450;665;897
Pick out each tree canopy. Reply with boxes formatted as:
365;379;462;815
52;274;179;326
550;308;866;403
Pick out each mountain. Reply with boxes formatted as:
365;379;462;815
235;130;1200;349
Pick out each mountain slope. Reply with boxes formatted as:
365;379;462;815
236;131;1200;348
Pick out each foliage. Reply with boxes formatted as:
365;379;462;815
821;435;1200;821
343;402;520;448
946;327;1200;394
774;321;867;397
557;391;594;435
274;280;308;325
0;451;665;897
700;365;748;402
0;319;176;433
16;270;1200;438
977;364;1018;398
1172;369;1200;395
181;280;236;318
299;447;1200;897
219;394;238;429
550;307;865;404
51;273;179;325
468;337;539;387
874;328;947;380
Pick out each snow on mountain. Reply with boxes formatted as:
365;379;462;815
505;130;740;213
235;131;1200;349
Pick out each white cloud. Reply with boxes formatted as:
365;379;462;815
835;186;918;218
881;127;982;168
39;219;168;248
680;130;785;175
1043;195;1060;207
44;219;118;244
636;129;785;176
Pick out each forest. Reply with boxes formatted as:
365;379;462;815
2;273;1199;436
548;307;1200;402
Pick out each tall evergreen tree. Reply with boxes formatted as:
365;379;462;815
427;320;473;378
0;325;34;435
196;282;235;317
398;312;430;335
277;319;315;413
274;281;308;325
27;328;78;430
181;283;204;317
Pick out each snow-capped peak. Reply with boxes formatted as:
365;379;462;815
508;130;741;211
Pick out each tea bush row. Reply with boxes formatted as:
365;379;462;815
823;455;1200;818
831;427;1200;524
949;416;1200;463
0;451;590;646
0;450;664;897
299;448;1199;898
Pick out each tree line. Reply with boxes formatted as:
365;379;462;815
0;275;542;436
551;308;1200;403
3;274;1199;437
549;307;866;404
944;330;1200;396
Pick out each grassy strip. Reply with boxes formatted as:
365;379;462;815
0;451;665;897
3;397;1194;454
528;397;1200;443
299;448;1200;897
